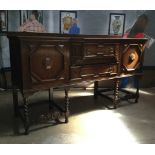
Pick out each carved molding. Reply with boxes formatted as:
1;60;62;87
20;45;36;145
27;44;65;83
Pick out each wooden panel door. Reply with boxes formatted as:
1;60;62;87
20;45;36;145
21;40;69;88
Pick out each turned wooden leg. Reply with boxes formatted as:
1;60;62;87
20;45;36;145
23;96;30;135
48;88;54;110
94;81;98;99
12;86;19;117
1;68;7;89
64;88;70;123
113;79;120;109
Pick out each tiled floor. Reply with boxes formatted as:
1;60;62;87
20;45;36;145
0;88;155;144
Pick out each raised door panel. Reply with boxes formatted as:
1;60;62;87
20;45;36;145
121;44;143;73
22;41;69;88
29;44;66;84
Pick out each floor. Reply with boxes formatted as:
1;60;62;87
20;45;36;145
0;87;155;144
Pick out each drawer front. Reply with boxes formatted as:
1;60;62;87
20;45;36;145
71;43;117;66
70;65;117;80
84;44;114;57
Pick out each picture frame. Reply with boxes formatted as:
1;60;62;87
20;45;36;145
60;11;77;34
28;10;43;24
0;10;8;32
20;10;28;25
108;13;126;36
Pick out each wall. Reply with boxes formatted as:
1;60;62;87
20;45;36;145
142;11;155;66
0;10;154;68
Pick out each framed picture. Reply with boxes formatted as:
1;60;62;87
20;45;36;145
28;10;43;24
108;13;126;36
60;11;77;34
20;10;28;25
0;10;8;32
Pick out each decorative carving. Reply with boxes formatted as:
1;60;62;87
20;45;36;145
39;111;61;123
29;45;65;83
42;57;52;70
114;44;120;63
71;44;117;66
128;53;136;64
84;44;115;57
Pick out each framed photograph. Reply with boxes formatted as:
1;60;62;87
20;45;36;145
0;11;8;32
60;11;77;34
28;10;43;24
108;13;126;36
20;10;28;25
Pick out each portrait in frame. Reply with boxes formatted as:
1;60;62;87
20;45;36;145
108;13;126;36
60;11;77;34
20;10;28;25
0;10;8;32
28;10;43;24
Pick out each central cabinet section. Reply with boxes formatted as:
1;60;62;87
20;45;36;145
70;42;118;81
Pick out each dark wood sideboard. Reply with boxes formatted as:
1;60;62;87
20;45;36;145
7;32;147;134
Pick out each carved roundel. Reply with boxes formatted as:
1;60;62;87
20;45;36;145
29;45;64;83
122;44;142;71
